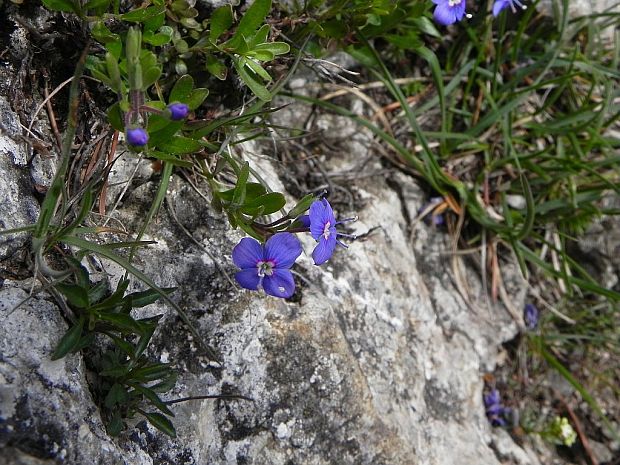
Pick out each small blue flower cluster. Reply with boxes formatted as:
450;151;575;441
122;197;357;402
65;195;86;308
125;103;190;147
483;389;510;426
232;199;355;298
432;0;526;26
524;303;539;330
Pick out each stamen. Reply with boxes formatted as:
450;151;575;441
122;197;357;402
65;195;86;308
336;240;349;249
337;233;357;239
336;216;358;225
322;222;332;239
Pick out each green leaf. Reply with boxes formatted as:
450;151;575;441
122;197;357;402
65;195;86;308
411;16;441;38
121;5;166;22
107;334;136;357
232;161;250;207
143;11;165;31
98;312;143;333
142;65;162;91
209;4;233;43
157;136;203;154
233;57;272;101
51;317;85;360
206;55;228;80
42;0;79;13
226;0;271;49
151;373;178;393
288;194;315;218
65;256;90;288
253;41;290;56
88;280;109;304
247;24;270;49
84;0;110;11
148;151;194;168
91;21;120;44
141;411;176;437
107;410;124;436
219;182;266;202
170;74;194;103
107;102;124;132
56;283;90;308
132;385;174;416
105;383;129;409
242;192;286;216
248;49;274;62
143;30;173;46
92;278;130;311
129;363;172;382
186;88;209;110
148;120;184;146
125;287;175;308
134;316;161;359
244;58;273;82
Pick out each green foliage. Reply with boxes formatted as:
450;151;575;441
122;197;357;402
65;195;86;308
49;259;178;436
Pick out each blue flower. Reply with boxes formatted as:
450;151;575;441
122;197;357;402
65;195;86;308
232;232;302;298
432;0;467;26
308;199;355;265
493;0;526;16
524;303;539;330
484;389;509;427
418;197;446;226
168;103;190;121
126;128;148;146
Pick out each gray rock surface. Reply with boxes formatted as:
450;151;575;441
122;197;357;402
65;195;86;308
0;97;40;261
0;13;541;465
0;284;151;465
1;107;540;465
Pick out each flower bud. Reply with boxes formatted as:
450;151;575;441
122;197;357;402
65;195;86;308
126;128;148;146
167;102;189;121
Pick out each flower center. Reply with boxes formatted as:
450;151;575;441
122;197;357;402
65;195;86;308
256;260;275;277
448;0;461;6
322;221;332;239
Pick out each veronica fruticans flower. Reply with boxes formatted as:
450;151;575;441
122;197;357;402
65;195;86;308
524;303;539;330
483;389;509;427
308;199;356;265
432;0;468;26
232;232;302;298
493;0;526;16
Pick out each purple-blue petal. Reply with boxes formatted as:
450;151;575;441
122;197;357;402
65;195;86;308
309;199;336;240
264;232;302;269
524;303;539;329
297;215;311;228
493;0;510;16
235;269;261;290
453;0;466;20
485;404;503;415
484;389;501;407
433;0;466;25
312;236;337;265
262;269;296;298
232;237;264;269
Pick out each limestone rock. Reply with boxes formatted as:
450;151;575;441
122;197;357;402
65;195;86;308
0;97;40;261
